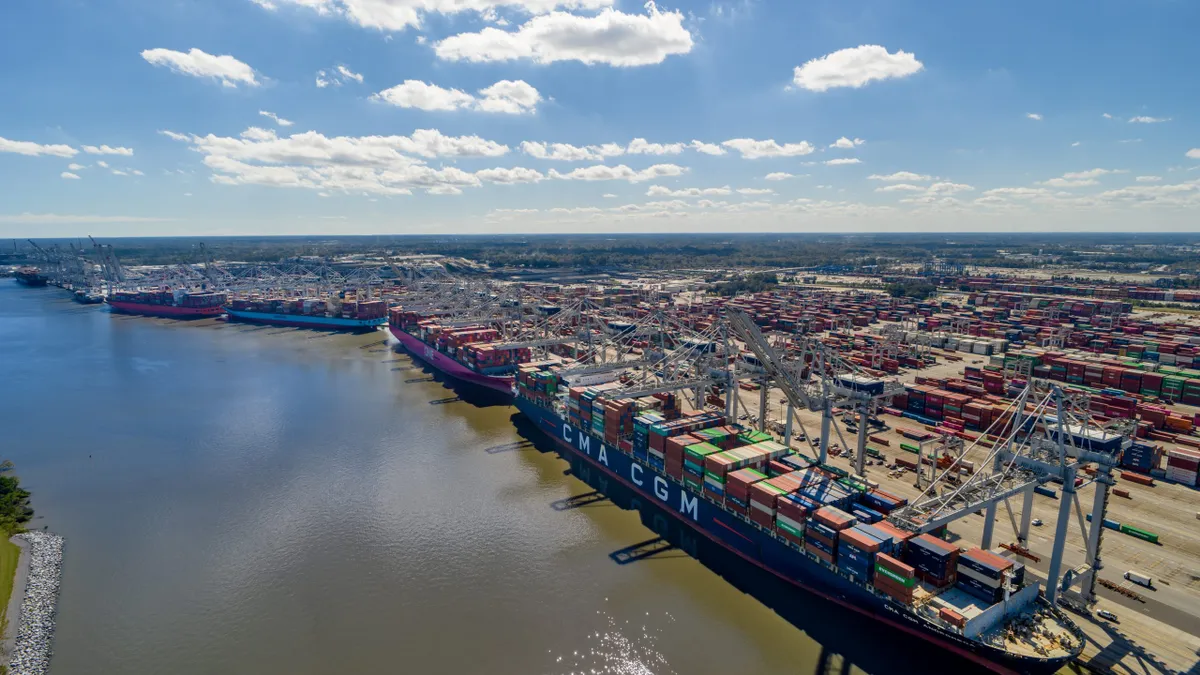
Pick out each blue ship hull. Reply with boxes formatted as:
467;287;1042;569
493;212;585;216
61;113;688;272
515;397;1076;675
225;308;386;331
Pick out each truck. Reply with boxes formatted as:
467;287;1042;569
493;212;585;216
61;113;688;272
1124;570;1153;588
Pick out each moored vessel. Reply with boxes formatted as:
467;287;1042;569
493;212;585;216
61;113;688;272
387;308;531;395
225;295;386;331
14;267;48;287
107;288;226;318
513;363;1085;675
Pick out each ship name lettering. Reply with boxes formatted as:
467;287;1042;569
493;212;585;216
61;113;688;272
598;446;608;466
680;492;698;520
577;433;591;454
630;464;643;486
653;476;668;502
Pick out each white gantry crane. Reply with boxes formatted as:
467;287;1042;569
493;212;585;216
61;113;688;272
888;380;1129;605
725;308;906;475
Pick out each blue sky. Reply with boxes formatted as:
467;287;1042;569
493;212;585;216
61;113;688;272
2;0;1198;236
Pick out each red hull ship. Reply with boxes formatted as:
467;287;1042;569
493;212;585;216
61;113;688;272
106;288;227;319
107;301;225;318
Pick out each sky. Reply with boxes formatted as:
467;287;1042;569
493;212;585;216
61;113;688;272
2;0;1199;237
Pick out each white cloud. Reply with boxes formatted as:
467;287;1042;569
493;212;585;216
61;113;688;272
721;138;814;159
1135;176;1161;182
874;183;924;192
83;144;134;156
96;160;109;168
520;141;602;161
1071;141;1081;147
112;169;129;176
602;193;617;198
259;110;295;127
736;188;774;195
336;64;363;83
435;5;693;67
690;141;725;156
764;172;793;181
1119;138;1142;144
1129;116;1170;124
1026;113;1042;121
1186;148;1200;159
549;163;686;182
67;163;85;170
475;80;542;114
1041;178;1097;188
61;172;81;180
141;48;259;88
373;79;541;114
132;169;145;176
254;0;615;31
792;45;923;92
830;137;864;149
868;171;930;181
0;136;77;158
373;80;477;111
981;187;1052;199
1102;113;1113;119
426;185;463;195
926;182;973;195
475;166;545;184
646;185;731;197
824;158;861;165
316;64;364;87
1062;168;1125;179
627;138;685;155
161;126;511;196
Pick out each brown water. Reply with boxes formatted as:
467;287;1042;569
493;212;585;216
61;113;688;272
0;282;980;675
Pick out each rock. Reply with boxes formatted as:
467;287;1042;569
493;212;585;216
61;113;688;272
8;531;64;675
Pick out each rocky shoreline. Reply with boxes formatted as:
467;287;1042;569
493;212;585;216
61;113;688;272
8;532;63;675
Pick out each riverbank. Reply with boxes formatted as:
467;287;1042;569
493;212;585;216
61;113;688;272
6;532;63;675
1;537;29;665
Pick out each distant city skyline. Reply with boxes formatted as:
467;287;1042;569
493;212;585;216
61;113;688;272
2;0;1199;236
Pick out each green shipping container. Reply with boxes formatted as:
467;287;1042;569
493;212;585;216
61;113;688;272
875;564;916;587
776;519;804;538
1119;524;1160;544
900;443;920;454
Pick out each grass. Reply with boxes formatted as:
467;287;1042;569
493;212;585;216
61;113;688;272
0;538;19;639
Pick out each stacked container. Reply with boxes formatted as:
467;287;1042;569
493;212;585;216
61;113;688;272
906;534;960;587
1166;448;1200;487
874;553;916;604
955;548;1013;606
726;468;767;515
683;442;723;492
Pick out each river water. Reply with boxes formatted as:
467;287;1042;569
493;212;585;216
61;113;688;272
0;281;985;675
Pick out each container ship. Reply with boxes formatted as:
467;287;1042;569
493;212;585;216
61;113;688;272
387;308;531;396
513;363;1085;675
225;296;387;331
107;288;227;318
14;267;48;287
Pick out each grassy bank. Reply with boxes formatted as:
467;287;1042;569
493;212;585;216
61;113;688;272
0;538;18;636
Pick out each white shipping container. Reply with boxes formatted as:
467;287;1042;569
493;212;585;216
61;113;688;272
1124;570;1153;587
1165;466;1198;487
973;342;990;355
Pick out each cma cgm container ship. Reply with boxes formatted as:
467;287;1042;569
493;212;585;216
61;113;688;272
387;308;530;396
225;296;387;331
514;363;1084;675
107;288;226;318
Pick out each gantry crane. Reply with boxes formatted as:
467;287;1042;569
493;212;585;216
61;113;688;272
725;308;906;475
888;380;1129;604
